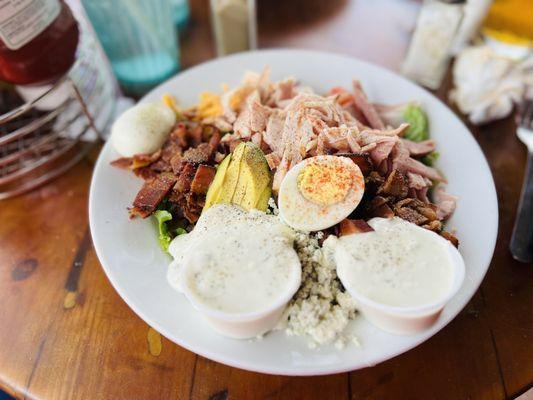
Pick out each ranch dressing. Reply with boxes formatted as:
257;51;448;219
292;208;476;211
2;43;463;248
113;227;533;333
330;217;455;308
168;204;301;315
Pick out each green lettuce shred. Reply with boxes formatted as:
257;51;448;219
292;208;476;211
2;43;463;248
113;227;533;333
403;104;429;142
154;210;173;252
175;227;187;235
422;151;440;167
154;210;187;252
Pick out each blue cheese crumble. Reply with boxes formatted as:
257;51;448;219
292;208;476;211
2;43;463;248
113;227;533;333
278;230;359;349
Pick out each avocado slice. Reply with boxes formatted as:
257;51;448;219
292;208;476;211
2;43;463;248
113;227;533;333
217;142;245;204
223;143;246;204
202;142;271;213
237;143;271;211
254;182;272;211
204;153;231;210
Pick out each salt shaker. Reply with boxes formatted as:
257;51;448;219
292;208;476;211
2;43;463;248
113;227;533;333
401;0;465;89
210;0;257;56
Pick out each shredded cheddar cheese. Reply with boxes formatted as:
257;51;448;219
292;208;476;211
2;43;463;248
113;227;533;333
197;92;223;119
162;94;183;120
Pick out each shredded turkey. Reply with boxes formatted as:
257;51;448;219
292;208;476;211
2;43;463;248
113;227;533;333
213;70;447;193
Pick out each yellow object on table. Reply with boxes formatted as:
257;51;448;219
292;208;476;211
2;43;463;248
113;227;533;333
483;0;533;46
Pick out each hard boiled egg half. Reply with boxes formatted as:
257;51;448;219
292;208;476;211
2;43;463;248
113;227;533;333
278;155;365;231
111;102;176;157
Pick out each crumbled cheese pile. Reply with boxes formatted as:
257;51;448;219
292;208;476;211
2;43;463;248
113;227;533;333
278;230;359;349
268;197;358;348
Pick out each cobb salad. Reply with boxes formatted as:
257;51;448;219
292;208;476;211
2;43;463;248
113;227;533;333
110;68;463;348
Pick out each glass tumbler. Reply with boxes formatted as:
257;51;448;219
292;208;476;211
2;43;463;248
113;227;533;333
82;0;180;95
172;0;190;30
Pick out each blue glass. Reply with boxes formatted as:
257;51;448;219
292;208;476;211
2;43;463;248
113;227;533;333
172;0;190;31
82;0;180;95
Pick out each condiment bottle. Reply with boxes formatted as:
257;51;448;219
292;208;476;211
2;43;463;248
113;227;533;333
401;0;465;89
451;0;493;54
210;0;257;56
0;0;79;86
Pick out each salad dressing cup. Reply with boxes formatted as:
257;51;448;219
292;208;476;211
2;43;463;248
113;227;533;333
180;268;301;339
343;242;465;335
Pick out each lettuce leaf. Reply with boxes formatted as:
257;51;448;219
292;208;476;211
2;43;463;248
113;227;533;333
175;227;187;235
154;210;173;252
422;151;440;166
403;104;429;142
154;210;188;252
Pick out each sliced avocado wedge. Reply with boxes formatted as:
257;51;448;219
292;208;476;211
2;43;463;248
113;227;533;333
202;142;272;213
238;143;271;211
255;182;272;211
217;142;245;204
204;153;231;210
224;143;246;204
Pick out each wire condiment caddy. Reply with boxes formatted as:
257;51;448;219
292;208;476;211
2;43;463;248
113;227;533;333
0;46;116;200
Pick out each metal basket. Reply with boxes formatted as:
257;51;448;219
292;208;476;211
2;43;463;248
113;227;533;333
0;55;115;200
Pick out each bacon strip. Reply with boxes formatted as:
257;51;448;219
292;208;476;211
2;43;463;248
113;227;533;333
174;162;197;193
190;165;216;194
378;169;408;198
130;172;177;218
111;151;161;170
339;219;374;236
441;231;459;247
110;157;133;169
337;153;373;176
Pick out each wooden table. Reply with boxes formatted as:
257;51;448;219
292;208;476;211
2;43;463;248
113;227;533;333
1;1;532;399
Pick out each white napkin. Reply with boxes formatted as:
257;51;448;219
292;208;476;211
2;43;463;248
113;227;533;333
450;45;533;125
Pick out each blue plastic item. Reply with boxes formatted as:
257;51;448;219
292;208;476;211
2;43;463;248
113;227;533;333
82;0;180;95
172;0;190;30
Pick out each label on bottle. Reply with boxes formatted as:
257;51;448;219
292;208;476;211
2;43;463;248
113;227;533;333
0;0;60;50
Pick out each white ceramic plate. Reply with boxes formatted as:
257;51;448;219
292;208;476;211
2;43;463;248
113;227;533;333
89;49;498;376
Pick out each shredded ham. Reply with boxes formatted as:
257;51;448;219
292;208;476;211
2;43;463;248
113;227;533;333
222;76;444;190
401;139;437;157
352;80;385;129
265;153;281;170
434;185;458;220
407;172;431;190
330;86;369;125
369;139;397;166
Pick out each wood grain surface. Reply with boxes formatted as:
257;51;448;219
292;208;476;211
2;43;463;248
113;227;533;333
0;1;532;399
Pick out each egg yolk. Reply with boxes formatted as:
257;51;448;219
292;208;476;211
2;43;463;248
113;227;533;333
297;159;355;205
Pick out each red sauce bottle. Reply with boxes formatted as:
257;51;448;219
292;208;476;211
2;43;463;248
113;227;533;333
0;0;79;85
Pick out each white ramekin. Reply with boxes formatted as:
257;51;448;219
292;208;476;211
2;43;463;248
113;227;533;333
180;263;301;339
341;239;465;335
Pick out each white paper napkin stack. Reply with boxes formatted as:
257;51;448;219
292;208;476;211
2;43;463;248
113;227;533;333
451;44;533;125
